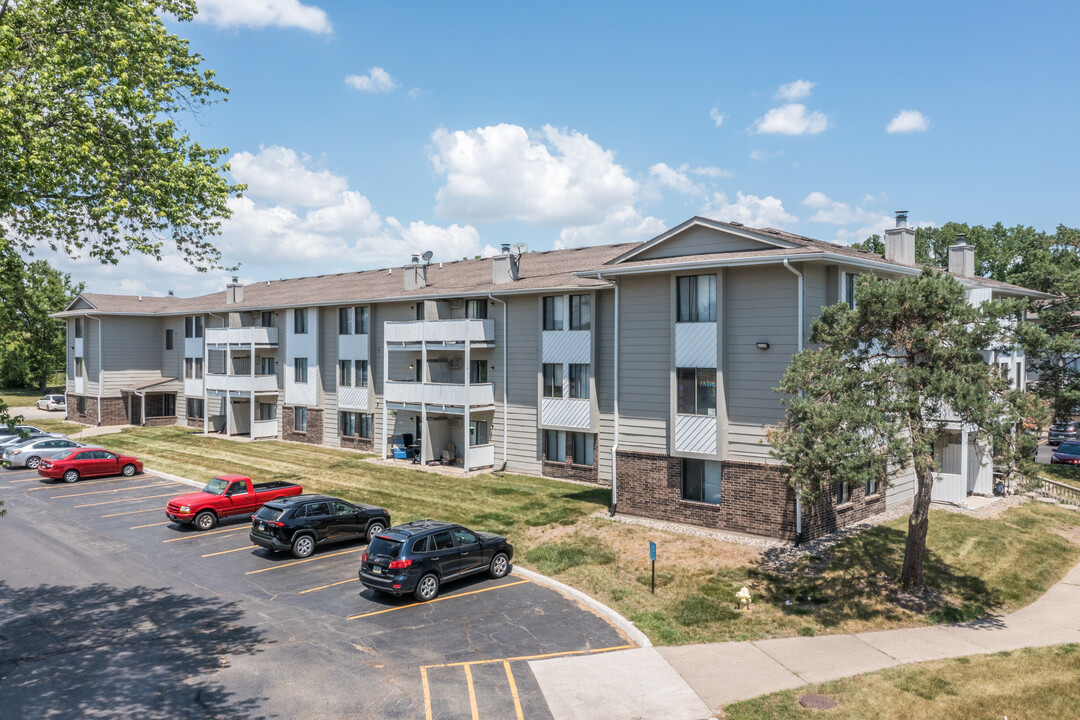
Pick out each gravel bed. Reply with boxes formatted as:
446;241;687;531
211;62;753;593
595;511;782;549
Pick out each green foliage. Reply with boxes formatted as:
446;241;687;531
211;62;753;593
0;0;242;270
523;542;617;575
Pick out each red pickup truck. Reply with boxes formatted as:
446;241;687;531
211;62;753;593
166;474;303;530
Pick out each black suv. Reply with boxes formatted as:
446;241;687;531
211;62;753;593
358;520;513;601
250;495;391;558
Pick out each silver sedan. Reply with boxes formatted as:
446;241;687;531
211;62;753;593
2;438;86;469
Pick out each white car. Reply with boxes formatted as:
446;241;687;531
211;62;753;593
36;394;66;411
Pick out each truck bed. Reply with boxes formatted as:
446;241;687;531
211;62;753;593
253;481;302;492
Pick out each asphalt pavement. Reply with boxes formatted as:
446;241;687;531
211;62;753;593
0;465;632;719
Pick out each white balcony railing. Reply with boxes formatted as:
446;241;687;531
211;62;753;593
385;319;494;345
384;380;494;407
205;373;279;394
253;419;278;439
205;326;278;346
468;443;496;470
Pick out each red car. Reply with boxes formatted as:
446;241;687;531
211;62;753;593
38;447;143;483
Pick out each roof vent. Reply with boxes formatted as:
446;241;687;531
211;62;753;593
884;209;916;266
894;210;909;228
729;221;743;227
168;290;174;297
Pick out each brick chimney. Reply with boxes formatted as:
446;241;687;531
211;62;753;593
226;276;244;304
884;211;915;266
948;233;975;277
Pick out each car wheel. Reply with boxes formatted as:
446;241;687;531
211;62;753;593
488;552;511;579
194;511;217;531
291;534;316;559
63;469;80;484
121;464;136;477
414;573;440;602
26;457;41;469
366;522;386;542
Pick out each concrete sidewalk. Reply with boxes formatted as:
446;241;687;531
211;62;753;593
530;561;1080;719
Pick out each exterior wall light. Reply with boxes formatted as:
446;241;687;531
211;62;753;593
756;342;770;351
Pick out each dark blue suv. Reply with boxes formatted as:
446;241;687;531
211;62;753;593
358;520;513;601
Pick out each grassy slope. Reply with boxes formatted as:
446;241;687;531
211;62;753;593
1040;464;1080;489
89;427;1080;646
725;644;1080;720
1;379;63;408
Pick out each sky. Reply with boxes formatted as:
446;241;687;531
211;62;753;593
40;0;1080;297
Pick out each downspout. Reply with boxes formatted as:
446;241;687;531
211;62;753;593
487;294;508;472
597;273;619;516
81;313;103;426
783;259;804;545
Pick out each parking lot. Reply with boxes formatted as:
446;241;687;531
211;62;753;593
0;465;632;719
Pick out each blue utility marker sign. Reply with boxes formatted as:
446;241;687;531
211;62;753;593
649;541;656;561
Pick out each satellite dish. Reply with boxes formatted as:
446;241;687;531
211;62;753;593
511;242;528;255
421;250;434;263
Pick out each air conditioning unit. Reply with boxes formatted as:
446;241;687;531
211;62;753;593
449;418;463;429
447;298;464;309
448;358;463;369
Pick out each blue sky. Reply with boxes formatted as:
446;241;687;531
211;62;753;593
57;0;1080;296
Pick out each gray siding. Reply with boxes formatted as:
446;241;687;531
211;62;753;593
372;301;417;454
725;265;797;462
632;226;775;261
802;262;828;346
887;465;917;509
595;288;615;482
320;307;339;447
618;274;670;453
503;295;541;474
101;316;165;395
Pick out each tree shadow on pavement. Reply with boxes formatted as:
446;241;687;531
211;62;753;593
0;581;269;719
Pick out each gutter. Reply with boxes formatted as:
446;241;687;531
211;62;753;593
782;260;804;545
596;272;619;515
487;294;508;471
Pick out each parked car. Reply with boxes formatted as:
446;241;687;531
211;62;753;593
1048;421;1080;446
0;426;63;450
36;395;66;411
358;520;513;601
2;437;85;469
38;448;143;483
249;495;391;558
166;474;303;531
1050;442;1080;465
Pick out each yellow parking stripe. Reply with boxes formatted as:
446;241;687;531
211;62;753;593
299;577;359;595
27;475;163;491
245;547;364;576
8;477;45;483
73;491;175;508
348;579;530;620
421;667;433;720
503;661;525;720
4;469;42;479
201;545;253;558
163;526;248;543
421;643;633;670
101;507;161;518
463;664;479;720
130;521;173;529
50;482;172;499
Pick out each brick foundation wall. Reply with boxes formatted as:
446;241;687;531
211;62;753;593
187;416;204;429
340;435;374;452
282;407;323;445
615;450;885;541
542;433;601;484
66;394;126;426
144;416;177;427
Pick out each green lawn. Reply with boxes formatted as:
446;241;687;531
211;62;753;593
1040;464;1080;489
86;426;1080;646
725;644;1080;720
1;385;61;409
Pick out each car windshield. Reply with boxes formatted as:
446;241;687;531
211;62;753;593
254;505;285;521
367;536;403;559
203;478;230;495
1058;443;1080;455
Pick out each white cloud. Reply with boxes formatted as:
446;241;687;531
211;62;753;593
649;162;699;195
557;207;666;249
754;104;829;135
408;88;426;99
345;67;398;93
709;107;727;127
701;191;797;228
886;109;930;133
802;191;832;209
775;79;815;101
749;149;784;161
195;0;332;34
430;123;640;227
229;145;348;207
686;164;733;178
802;192;889;227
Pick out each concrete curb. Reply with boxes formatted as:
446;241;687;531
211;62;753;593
146;468;204;490
514;566;652;649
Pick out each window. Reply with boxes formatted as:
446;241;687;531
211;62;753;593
208;349;225;375
355;306;369;334
186;398;204;419
340;412;372;438
545;430;566;462
339;360;352;387
306;502;329;517
294;407;308;432
77;396;87;414
682;459;722;504
432;530;454;551
293;308;308;334
471;360;487;384
338;308;352;335
453;528;479;547
412;536;430;553
569;295;591;330
261;311;274;328
865;478;880;497
340;411;356;436
569;364;590;399
185;358;194;379
677;275;717;323
543;363;563;397
294;358;308;383
844;273;857;310
160;395;175;416
543;296;563;331
333;501;354;516
259;356;274;375
677;368;717;415
470;420;488;446
838;480;852;505
415;303;425;320
1015;361;1024;390
75;357;84;376
195;358;203;379
358;413;372;438
356;360;368;386
259;402;276;421
571;432;595;466
466;299;487;319
184;316;204;338
165;329;174;350
74;318;83;339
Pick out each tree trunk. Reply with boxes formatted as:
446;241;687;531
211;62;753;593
901;458;935;590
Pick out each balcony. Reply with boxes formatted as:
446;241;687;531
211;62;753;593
385;319;494;346
205;373;279;394
384;380;494;408
205;327;278;346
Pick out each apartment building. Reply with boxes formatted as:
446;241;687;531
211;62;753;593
55;216;1047;540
